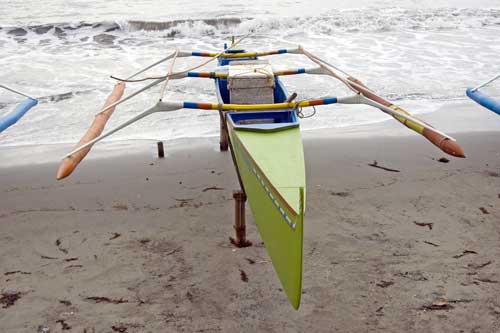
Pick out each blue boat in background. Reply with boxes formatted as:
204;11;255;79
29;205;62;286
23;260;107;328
0;85;38;134
466;74;500;116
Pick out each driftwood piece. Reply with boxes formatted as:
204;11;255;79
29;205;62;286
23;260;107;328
240;269;249;282
368;160;400;172
414;221;434;230
453;250;478;259
479;207;490;214
84;296;128;304
468;261;492;270
1;292;22;308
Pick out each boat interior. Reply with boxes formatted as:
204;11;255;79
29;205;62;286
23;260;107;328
215;50;298;132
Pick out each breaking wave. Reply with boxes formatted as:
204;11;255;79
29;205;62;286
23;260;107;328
1;8;500;43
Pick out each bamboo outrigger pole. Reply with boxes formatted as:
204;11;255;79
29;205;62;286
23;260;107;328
104;46;465;158
298;46;465;158
56;54;178;180
0;84;36;100
64;92;460;160
472;74;500;92
57;36;252;180
61;97;342;158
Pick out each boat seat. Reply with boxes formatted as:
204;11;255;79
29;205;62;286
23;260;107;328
227;110;298;132
228;60;275;105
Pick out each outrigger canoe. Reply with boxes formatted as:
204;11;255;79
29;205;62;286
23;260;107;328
58;38;466;309
466;74;500;116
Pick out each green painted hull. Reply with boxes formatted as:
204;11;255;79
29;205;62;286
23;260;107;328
228;122;306;309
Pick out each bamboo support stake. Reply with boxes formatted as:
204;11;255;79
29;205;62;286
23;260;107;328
157;141;165;158
286;92;298;103
230;190;252;248
219;111;229;151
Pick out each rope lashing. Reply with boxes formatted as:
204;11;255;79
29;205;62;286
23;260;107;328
296;104;317;119
229;65;275;86
292;99;317;119
111;34;252;84
93;34;252;117
159;48;179;101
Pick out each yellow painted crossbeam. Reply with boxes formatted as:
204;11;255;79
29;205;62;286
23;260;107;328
182;97;338;111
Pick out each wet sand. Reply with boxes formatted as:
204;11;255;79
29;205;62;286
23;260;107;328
1;128;500;332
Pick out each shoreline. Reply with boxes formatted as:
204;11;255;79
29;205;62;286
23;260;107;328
0;127;498;169
1;99;500;168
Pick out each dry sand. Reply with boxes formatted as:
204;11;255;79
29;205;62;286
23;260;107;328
1;127;500;332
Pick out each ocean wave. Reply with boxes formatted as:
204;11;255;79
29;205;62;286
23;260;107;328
127;18;246;32
1;8;499;43
0;90;95;109
1;21;121;37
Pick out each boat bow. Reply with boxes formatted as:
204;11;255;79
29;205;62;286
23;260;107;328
228;118;305;309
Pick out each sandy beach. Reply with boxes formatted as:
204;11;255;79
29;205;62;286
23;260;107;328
1;107;500;332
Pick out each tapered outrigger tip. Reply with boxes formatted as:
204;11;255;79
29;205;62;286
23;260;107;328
421;128;465;158
56;158;74;180
441;139;466;158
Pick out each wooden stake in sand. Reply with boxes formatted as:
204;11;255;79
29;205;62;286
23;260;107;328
157;141;165;158
219;111;229;151
230;190;252;248
56;82;126;180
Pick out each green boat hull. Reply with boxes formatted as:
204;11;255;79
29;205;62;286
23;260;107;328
228;121;305;309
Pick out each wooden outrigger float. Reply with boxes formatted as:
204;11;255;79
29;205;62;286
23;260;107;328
58;38;465;309
56;82;125;179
